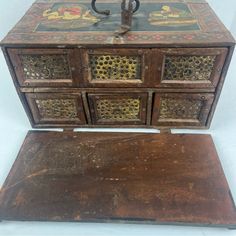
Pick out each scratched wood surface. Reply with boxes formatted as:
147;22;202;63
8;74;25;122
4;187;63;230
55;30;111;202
0;131;236;228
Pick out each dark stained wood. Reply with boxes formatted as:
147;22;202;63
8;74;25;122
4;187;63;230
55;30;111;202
151;93;214;127
25;93;87;125
81;48;151;88
21;87;217;93
81;91;92;125
0;0;235;129
206;45;235;128
146;91;153;126
1;47;36;127
6;47;228;89
0;131;236;228
88;93;148;125
0;1;235;229
8;48;82;87
152;48;228;89
4;45;232;129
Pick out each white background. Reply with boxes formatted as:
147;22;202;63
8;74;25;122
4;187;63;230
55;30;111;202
0;1;236;235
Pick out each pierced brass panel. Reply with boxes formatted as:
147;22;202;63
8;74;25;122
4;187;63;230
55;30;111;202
36;99;78;119
89;55;142;80
21;54;71;80
163;55;216;81
160;98;203;120
96;98;140;121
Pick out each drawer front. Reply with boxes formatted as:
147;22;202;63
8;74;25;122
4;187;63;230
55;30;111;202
152;48;227;88
25;93;87;125
8;48;81;87
88;93;147;125
82;49;150;87
152;93;214;127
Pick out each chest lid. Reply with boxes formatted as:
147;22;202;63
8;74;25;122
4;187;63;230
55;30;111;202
1;0;235;46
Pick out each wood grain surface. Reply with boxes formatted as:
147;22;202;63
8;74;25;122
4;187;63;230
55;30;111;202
0;131;235;228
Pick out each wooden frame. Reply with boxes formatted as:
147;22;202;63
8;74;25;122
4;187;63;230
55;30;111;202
88;92;148;125
81;48;151;88
8;48;82;87
151;48;228;89
0;0;235;130
152;93;214;127
25;93;87;125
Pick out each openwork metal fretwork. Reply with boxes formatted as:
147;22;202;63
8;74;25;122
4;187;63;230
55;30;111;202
96;98;140;120
21;54;71;80
160;98;203;120
36;99;78;119
163;55;216;81
89;55;141;80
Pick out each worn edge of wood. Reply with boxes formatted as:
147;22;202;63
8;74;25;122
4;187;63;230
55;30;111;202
1;41;235;48
1;46;35;127
0;131;34;194
0;0;235;46
207;134;236;216
206;45;235;128
0;218;236;229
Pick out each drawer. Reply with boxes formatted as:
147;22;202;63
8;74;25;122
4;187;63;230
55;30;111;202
8;48;81;87
152;48;227;88
88;93;148;125
152;93;214;127
81;49;151;87
25;93;87;126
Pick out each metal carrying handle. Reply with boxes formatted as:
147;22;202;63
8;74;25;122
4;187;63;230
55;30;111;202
91;0;141;35
91;0;140;15
115;0;140;35
91;0;110;15
121;0;140;13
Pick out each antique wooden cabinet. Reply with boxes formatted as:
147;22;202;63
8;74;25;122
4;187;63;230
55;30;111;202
0;0;236;229
1;0;235;129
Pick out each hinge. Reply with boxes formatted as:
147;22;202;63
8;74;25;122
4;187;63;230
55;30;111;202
159;129;172;134
20;87;34;93
63;128;75;132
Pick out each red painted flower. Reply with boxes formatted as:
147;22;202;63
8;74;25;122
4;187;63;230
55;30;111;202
154;35;162;40
127;35;136;40
58;7;81;16
184;34;194;40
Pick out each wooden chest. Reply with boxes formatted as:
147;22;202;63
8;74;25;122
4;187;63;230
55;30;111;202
1;0;235;129
1;0;236;228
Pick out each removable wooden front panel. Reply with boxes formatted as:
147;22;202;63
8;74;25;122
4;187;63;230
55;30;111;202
1;132;236;227
25;93;86;125
82;49;150;87
152;48;228;88
88;93;147;125
8;48;81;87
152;93;214;127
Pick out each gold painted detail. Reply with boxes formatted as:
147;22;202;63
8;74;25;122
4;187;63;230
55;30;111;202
149;5;198;27
89;55;142;80
36;99;78;119
96;98;140;120
42;4;99;29
160;98;203;120
163;55;216;81
21;54;70;80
